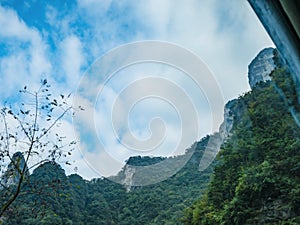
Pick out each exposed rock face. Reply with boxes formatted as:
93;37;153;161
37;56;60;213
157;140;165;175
114;154;194;191
199;99;238;172
123;165;136;192
119;97;242;188
219;99;237;140
1;152;28;188
118;48;279;188
248;47;275;88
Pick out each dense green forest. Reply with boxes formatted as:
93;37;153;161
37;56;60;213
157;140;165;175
0;137;216;225
182;54;300;224
1;50;300;224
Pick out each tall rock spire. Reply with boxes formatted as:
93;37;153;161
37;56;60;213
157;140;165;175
248;47;275;89
1;152;28;188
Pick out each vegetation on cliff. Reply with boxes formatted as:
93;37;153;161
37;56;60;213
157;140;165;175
181;54;300;224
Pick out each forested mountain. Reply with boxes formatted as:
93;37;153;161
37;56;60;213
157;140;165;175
182;50;300;224
1;137;216;225
1;48;300;224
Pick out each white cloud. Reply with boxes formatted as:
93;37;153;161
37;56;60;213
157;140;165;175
0;6;38;41
60;35;84;88
131;0;274;100
0;0;275;179
0;6;51;97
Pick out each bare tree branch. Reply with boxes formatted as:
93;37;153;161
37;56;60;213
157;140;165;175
0;81;77;217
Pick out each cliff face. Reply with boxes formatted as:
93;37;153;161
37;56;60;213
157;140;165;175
219;99;237;140
199;47;277;172
118;98;241;187
123;165;136;192
248;47;275;89
221;47;277;136
117;47;279;191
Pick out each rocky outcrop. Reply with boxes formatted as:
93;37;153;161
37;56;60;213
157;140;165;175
248;47;275;88
117;95;242;184
117;48;280;188
123;165;136;192
199;48;278;172
1;152;28;188
112;152;196;191
219;99;237;140
199;99;238;172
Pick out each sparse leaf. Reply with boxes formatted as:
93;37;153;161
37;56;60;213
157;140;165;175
0;81;76;217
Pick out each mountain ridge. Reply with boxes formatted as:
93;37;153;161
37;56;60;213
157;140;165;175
2;47;299;224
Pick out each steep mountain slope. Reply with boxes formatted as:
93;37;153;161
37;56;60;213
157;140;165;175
1;137;216;225
2;48;299;224
182;50;300;224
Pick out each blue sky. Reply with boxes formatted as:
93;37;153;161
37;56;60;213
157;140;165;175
0;0;273;179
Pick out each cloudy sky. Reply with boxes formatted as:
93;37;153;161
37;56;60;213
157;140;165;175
0;0;273;179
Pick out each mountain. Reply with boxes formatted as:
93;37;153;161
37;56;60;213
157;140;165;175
0;152;29;188
248;47;275;89
2;136;217;225
2;48;300;224
181;49;300;224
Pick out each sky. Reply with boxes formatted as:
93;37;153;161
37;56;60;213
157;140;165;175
0;0;274;180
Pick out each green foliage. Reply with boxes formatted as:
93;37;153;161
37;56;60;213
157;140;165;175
0;80;79;217
126;156;165;166
182;66;300;224
3;51;299;225
1;137;216;224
